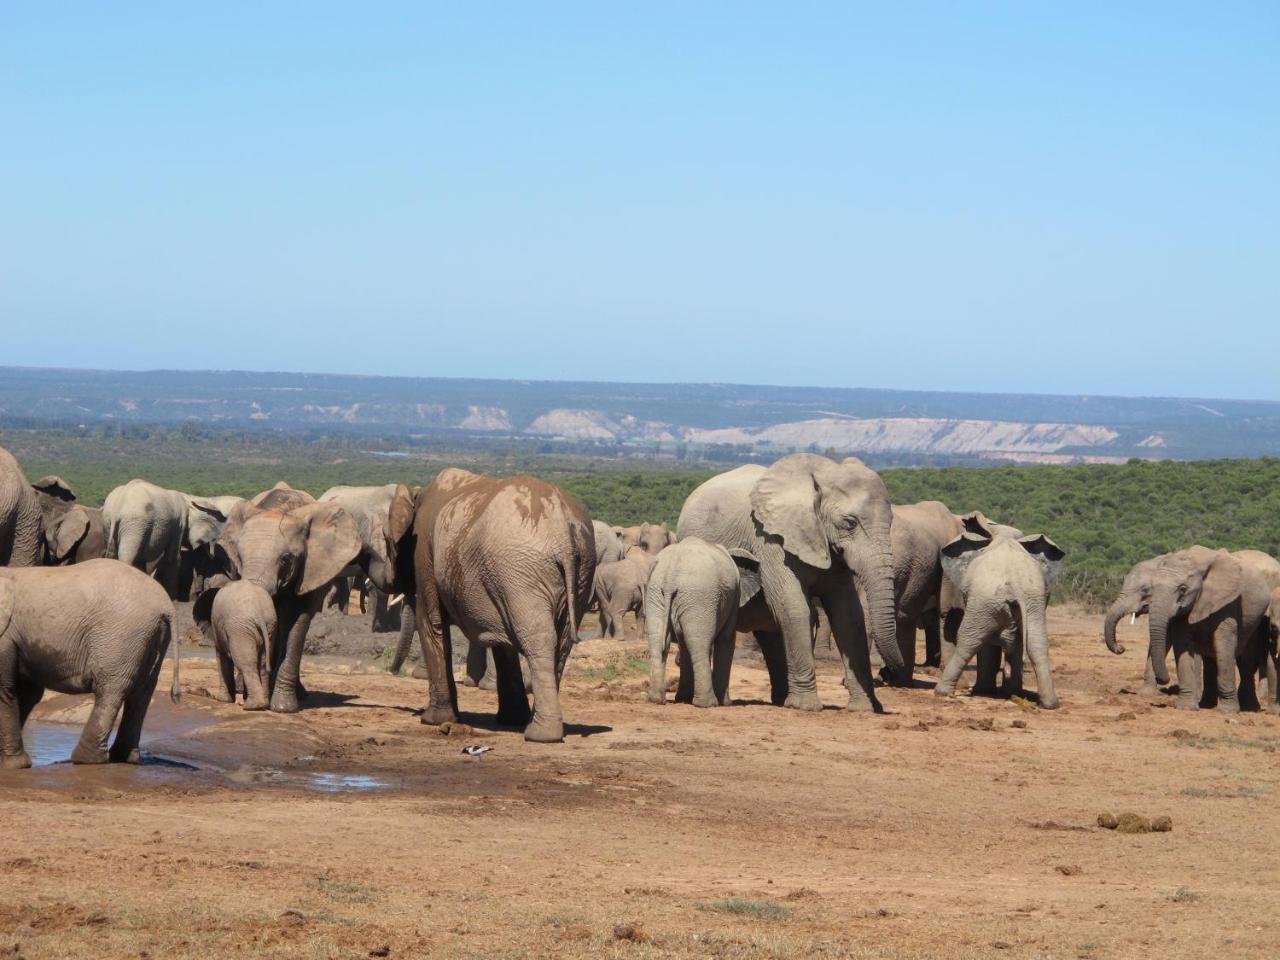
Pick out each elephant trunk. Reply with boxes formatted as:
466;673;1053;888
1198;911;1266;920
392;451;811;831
1102;598;1131;655
1148;597;1175;685
846;532;903;680
388;601;416;674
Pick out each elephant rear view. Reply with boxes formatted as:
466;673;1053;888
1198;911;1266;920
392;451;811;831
398;469;596;743
644;537;742;707
935;531;1066;709
0;559;178;768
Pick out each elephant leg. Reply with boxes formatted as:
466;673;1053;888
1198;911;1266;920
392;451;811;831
157;538;182;600
233;633;270;712
823;587;880;712
647;618;672;705
493;645;533;727
1211;620;1240;713
270;595;317;714
1266;649;1280;715
754;631;789;707
895;616;917;684
1139;653;1161;696
0;644;32;769
935;615;988;698
688;632;717;708
415;597;458;726
762;567;822;711
463;640;485;687
711;620;736;706
674;641;695;704
519;619;565;743
1199;655;1219;709
110;643;165;763
973;644;1001;697
1004;632;1025;699
941;609;963;670
1172;628;1200;710
212;645;236;703
922;614;942;668
72;686;128;764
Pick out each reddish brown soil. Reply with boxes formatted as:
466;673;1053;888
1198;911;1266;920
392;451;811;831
2;607;1278;959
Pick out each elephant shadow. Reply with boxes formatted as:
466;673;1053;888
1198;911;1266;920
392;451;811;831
300;689;420;715
449;711;613;739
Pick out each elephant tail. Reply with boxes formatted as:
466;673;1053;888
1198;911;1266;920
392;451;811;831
165;610;181;704
562;552;582;654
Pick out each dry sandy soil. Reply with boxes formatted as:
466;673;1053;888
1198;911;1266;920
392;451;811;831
2;608;1279;960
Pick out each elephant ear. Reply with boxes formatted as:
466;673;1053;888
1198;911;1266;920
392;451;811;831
727;548;763;606
296;502;362;595
386;483;416;549
749;460;831;570
1019;534;1066;586
186;497;231;551
32;475;77;501
1190;551;1243;625
49;507;91;561
958;511;997;538
0;578;14;637
940;533;991;593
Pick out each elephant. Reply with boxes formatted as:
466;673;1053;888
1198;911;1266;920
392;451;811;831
102;479;243;598
194;578;274;710
676;453;902;712
1122;547;1275;713
614;522;675;555
29;476;106;566
593;520;627;565
207;482;362;713
1101;555;1177;694
594;547;657;639
0;558;179;767
1267;587;1280;713
394;469;595;743
934;530;1065;709
0;445;42;568
644;537;741;706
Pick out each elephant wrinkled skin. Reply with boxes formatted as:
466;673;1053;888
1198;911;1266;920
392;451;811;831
0;446;43;568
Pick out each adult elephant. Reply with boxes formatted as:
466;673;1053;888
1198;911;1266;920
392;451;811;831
1132;546;1273;712
0;445;42;567
615;522;675;555
203;482;362;713
395;469;595;742
676;454;901;711
29;476;106;566
102;479;243;597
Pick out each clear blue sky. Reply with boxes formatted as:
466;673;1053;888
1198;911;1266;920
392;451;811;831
2;3;1276;399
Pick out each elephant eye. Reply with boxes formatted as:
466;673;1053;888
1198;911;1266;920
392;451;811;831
840;514;859;530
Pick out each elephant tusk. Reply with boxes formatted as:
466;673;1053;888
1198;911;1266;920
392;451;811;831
388;594;404;608
1130;612;1136;625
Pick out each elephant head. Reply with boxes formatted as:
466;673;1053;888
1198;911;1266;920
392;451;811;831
30;476;95;564
183;495;240;553
749;454;903;676
1145;546;1242;672
318;483;417;593
217;485;361;599
1102;556;1166;661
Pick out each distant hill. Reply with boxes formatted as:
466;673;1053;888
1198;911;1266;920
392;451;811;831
3;366;1279;462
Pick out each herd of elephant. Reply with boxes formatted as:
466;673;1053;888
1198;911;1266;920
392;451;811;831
3;443;1280;768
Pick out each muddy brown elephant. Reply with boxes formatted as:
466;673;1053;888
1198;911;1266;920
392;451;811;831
0;559;179;767
934;531;1065;708
29;476;106;566
677;454;902;712
206;483;362;713
394;469;595;743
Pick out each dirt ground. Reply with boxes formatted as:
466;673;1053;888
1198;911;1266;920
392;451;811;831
2;607;1279;960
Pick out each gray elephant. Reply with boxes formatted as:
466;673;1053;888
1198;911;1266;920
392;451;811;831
30;476;106;566
677;454;902;711
594;547;656;639
194;578;275;710
207;482;362;713
1102;555;1177;694
615;522;675;555
1116;546;1274;712
0;559;179;767
396;469;595;743
0;445;43;568
593;520;627;565
102;479;243;597
645;537;741;706
934;531;1065;709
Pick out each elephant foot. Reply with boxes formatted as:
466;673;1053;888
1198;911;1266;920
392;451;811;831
934;683;956;698
523;716;564;743
419;703;458;726
109;746;142;764
646;690;666;705
210;687;234;704
461;675;479;688
1037;696;1061;710
478;675;498;692
844;696;878;713
783;689;823;712
692;694;719;708
971;685;999;699
1174;698;1200;711
496;705;533;728
269;690;301;714
1137;683;1159;697
242;698;269;712
1216;699;1240;715
0;751;32;770
71;743;110;765
1266;703;1280;716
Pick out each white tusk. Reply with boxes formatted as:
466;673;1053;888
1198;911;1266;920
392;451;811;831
1130;612;1137;625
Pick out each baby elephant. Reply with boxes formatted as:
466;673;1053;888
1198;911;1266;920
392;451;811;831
0;559;179;768
595;547;656;639
934;531;1065;709
645;537;741;706
194;580;276;710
